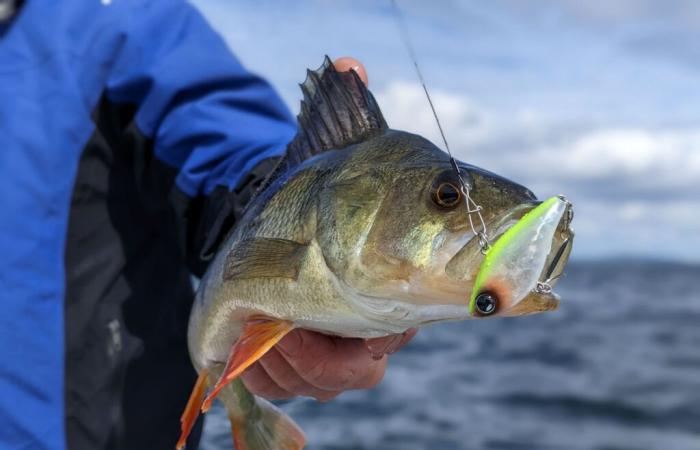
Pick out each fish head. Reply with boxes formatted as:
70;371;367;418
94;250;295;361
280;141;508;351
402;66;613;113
316;130;574;325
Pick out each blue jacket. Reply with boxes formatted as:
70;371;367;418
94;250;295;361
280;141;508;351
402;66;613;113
0;1;296;448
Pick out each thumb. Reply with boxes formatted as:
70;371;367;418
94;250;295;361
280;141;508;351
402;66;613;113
333;57;369;87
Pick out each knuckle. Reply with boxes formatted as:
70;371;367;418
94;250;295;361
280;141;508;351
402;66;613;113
260;354;308;395
242;373;293;400
305;359;329;386
241;372;270;395
277;330;304;358
306;359;357;390
359;361;386;389
277;375;309;395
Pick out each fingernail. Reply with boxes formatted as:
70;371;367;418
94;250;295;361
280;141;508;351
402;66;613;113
383;334;406;355
387;328;418;355
365;334;402;358
370;352;384;361
365;340;385;359
365;341;384;361
277;331;302;357
366;344;384;360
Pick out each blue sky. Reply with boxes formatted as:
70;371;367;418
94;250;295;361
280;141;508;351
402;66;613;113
191;0;700;262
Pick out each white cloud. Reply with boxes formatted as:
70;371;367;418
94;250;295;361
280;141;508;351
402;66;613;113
497;0;700;29
376;81;485;147
568;198;700;261
378;80;700;190
375;80;700;261
193;0;700;262
375;80;546;158
516;129;700;192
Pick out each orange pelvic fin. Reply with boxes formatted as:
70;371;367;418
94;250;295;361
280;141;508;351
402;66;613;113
201;317;295;412
176;369;209;450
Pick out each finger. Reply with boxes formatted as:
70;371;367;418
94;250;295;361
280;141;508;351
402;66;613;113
333;57;369;86
276;329;386;391
351;354;387;390
259;347;342;402
365;328;418;358
365;334;403;360
394;327;418;351
240;361;295;400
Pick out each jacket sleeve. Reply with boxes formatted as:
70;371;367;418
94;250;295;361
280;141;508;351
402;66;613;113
105;1;297;275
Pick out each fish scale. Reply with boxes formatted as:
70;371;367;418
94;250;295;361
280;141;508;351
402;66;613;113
177;57;574;450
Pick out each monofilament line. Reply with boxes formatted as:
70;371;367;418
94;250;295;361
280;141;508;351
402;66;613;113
390;0;490;252
390;0;452;157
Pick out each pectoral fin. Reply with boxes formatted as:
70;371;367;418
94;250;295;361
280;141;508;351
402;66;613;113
224;238;308;280
201;317;295;412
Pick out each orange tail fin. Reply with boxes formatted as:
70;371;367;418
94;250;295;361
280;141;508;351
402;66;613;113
228;392;306;450
176;369;209;450
201;317;295;412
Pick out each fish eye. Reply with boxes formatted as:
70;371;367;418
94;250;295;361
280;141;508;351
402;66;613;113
475;292;498;316
432;182;462;208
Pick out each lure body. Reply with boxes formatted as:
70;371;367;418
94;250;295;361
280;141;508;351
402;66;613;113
471;196;573;316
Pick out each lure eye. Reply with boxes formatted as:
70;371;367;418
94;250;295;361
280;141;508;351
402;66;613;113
475;292;498;316
432;182;461;208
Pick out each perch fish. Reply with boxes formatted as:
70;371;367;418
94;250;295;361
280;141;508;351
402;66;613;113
176;57;575;450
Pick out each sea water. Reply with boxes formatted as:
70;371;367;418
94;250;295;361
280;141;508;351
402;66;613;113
201;262;700;450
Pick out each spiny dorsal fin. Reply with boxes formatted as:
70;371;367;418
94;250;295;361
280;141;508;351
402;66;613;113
286;55;388;166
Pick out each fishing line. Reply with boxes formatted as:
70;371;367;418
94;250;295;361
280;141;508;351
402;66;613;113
389;0;490;253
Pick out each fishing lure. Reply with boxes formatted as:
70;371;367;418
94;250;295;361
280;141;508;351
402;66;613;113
391;0;574;316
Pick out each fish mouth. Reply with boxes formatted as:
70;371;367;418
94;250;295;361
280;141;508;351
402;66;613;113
464;195;575;318
441;196;575;316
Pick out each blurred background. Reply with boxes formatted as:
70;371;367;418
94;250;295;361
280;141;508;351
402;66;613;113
190;1;700;449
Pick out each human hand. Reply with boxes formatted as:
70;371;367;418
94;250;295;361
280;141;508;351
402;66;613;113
241;328;418;402
332;56;369;86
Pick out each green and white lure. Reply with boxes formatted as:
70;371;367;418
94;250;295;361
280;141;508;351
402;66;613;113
470;196;572;316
